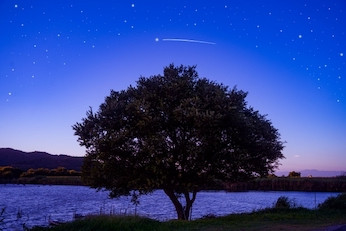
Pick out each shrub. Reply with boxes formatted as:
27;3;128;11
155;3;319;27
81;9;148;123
0;166;22;179
318;193;346;210
274;196;295;209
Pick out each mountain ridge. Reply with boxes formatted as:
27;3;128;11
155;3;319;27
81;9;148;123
0;148;83;171
2;148;345;177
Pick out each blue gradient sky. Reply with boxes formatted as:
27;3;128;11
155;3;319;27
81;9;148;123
1;1;345;172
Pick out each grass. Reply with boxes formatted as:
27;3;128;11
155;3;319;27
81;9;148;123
28;193;346;231
29;208;346;231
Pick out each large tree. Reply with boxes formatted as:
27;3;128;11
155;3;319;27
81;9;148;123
73;64;284;220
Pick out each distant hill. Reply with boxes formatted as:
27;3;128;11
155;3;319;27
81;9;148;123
0;148;83;171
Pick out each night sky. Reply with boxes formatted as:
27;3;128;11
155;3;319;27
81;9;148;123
1;1;345;172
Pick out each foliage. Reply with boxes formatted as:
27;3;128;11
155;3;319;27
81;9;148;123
267;173;277;178
288;171;301;178
274;196;296;209
318;193;346;210
0;166;82;185
0;166;22;179
0;166;80;179
274;196;291;209
20;167;81;177
73;64;284;220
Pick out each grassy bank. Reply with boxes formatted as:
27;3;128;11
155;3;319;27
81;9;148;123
30;208;346;231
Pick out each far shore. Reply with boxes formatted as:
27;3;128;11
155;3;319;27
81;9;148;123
1;175;346;192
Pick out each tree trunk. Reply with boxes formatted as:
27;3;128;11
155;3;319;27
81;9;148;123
163;188;184;219
163;188;197;220
183;190;197;220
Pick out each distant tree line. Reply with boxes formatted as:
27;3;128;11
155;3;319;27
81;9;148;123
0;166;81;184
19;167;81;177
224;174;346;192
1;165;345;191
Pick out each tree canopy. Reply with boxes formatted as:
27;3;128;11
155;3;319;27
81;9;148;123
73;64;284;220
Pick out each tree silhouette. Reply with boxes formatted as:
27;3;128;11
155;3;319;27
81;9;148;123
288;171;301;178
73;64;284;220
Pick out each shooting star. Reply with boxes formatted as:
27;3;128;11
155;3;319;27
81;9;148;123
159;38;216;45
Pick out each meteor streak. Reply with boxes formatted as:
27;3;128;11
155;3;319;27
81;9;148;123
162;38;216;45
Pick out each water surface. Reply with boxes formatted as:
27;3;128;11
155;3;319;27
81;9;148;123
0;184;339;230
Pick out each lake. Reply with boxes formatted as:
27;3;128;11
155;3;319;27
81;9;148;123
0;184;340;230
